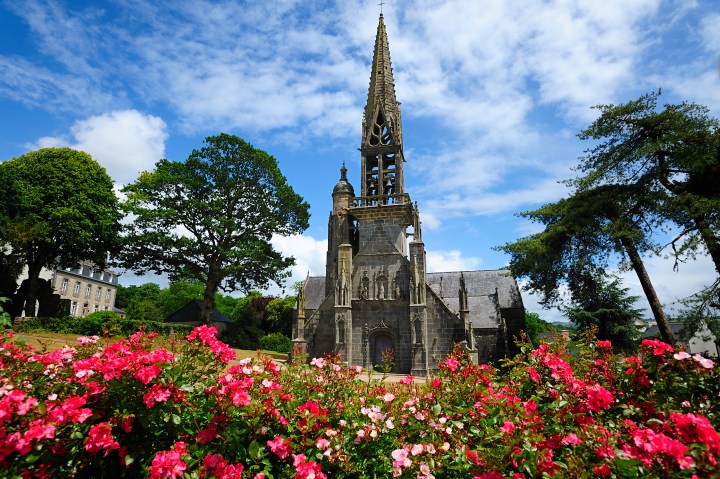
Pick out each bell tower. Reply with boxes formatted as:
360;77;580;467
360;14;405;204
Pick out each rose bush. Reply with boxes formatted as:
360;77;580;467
1;326;718;478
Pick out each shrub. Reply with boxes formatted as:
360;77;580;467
220;321;262;350
258;332;291;353
13;315;193;338
0;328;718;478
81;311;122;335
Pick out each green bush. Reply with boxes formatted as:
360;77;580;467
13;315;193;338
220;321;263;350
14;316;78;334
81;311;122;335
258;332;291;353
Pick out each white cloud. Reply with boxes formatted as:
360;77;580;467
27;110;168;186
267;233;328;295
700;13;720;51
426;250;482;273
617;253;718;319
70;111;168;184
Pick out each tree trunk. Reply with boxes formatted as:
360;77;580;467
696;218;720;277
620;236;676;346
23;263;43;318
201;277;219;324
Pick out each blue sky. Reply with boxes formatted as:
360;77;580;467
1;0;718;322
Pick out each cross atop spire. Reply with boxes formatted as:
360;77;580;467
378;0;385;15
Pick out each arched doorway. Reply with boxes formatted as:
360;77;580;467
373;334;394;368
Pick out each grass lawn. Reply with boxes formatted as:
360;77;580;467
8;331;289;362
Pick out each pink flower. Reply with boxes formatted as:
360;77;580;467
693;354;714;369
586;384;614;412
135;364;162;385
77;335;99;345
527;367;541;383
673;351;691;360
149;443;187;479
500;420;515;433
383;393;395;402
292;453;327;479
186;325;236;363
473;473;504;479
597;340;612;349
641;338;674;356
561;433;582;445
593;464;611;477
443;357;459;372
267;436;292;459
143;384;172;408
411;444;424;456
85;422;119;455
398;375;415;384
310;357;325;368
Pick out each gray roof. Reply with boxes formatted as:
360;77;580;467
644;322;684;338
165;300;232;323
303;276;327;310
426;270;523;310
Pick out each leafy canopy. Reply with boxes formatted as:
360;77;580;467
0;148;121;316
0;148;121;272
576;91;720;274
119;134;309;322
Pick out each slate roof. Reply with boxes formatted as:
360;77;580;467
165;300;232;323
425;270;523;310
303;276;327;310
643;323;684;338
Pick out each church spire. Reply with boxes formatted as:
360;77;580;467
363;14;401;147
360;14;405;203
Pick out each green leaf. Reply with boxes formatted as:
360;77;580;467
248;440;260;460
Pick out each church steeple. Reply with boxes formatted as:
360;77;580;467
360;14;405;203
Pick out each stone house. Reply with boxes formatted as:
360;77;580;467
292;15;525;375
14;261;120;318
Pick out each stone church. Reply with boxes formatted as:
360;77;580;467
292;15;525;375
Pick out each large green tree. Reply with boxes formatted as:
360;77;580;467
564;274;643;354
577;91;720;276
0;148;121;316
498;184;675;345
119;134;310;322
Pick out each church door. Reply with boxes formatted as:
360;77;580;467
373;334;394;367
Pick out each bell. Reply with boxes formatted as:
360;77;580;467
385;176;393;188
368;179;377;191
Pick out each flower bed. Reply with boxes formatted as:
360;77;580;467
1;327;718;478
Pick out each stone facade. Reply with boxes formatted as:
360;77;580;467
51;263;119;317
14;261;119;318
292;15;525;375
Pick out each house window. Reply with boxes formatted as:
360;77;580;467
96;287;102;300
104;306;109;311
60;278;68;293
85;284;92;298
94;304;100;312
73;281;81;296
70;301;78;316
105;290;111;302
